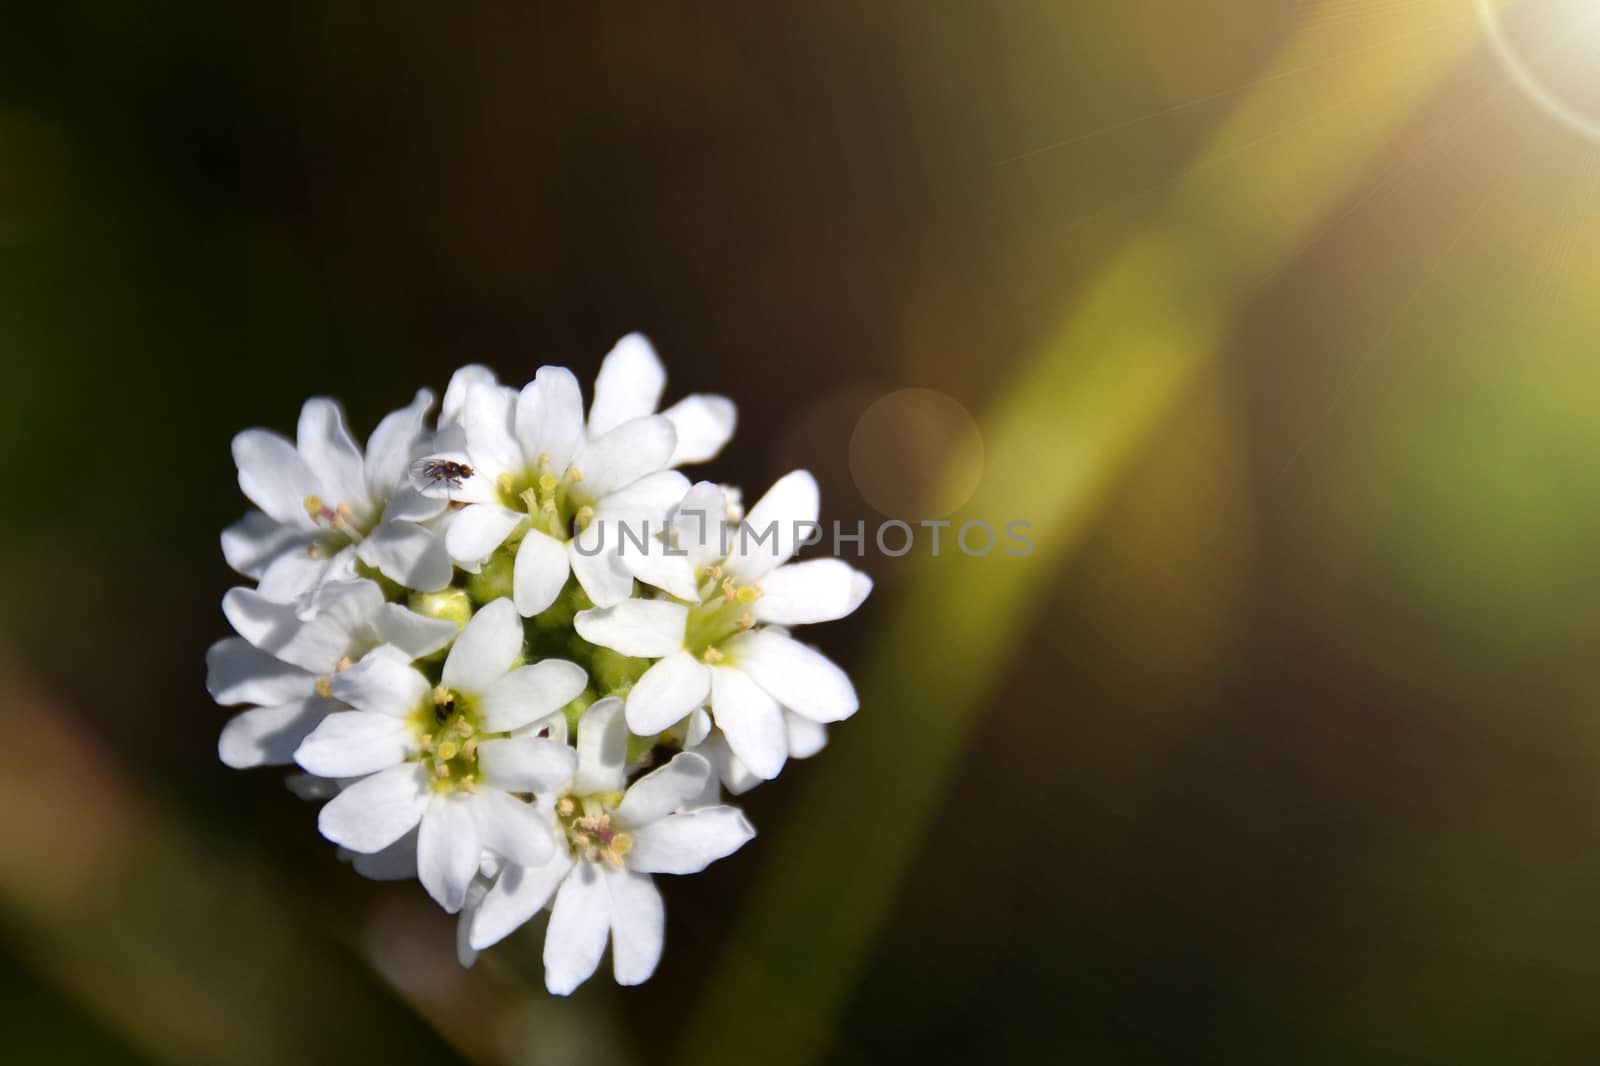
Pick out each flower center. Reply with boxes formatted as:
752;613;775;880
555;795;632;867
683;566;763;661
413;685;485;792
496;457;593;541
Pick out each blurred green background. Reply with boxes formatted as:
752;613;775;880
6;1;1600;1062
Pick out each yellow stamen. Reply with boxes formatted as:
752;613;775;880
566;466;583;483
315;677;333;699
433;685;452;706
436;740;460;760
538;472;558;494
303;495;324;517
702;645;725;664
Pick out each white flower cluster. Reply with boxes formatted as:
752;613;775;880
207;335;872;994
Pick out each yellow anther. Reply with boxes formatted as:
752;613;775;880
575;505;595;526
603;848;626;869
706;564;723;581
573;831;591;850
566;466;583;483
736;611;755;630
520;487;540;512
702;645;725;664
418;735;434;751
433;684;453;706
433;761;449;779
611;833;633;858
556;796;576;818
538;472;558;494
303;495;324;517
721;578;736;599
542;498;558;514
315;677;333;699
496;473;515;496
453;718;475;736
460;778;479;794
436;740;460;761
336;656;354;672
735;585;761;605
537;453;552;467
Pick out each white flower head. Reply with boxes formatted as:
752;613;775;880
208;338;869;990
467;698;754;993
298;599;588;912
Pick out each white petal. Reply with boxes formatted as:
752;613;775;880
359;520;453;593
661;394;736;465
223;581;383;674
383;485;449;523
441;364;496;428
588;332;666;436
624;651;711;736
462;380;523;477
514;366;585;473
441;598;523;694
724;470;820;582
726;629;858;724
784;710;829;760
445;503;525;566
627;807;756;875
573;600;687;658
328;645;431;716
568;533;636;607
317;763;430;853
478;736;579;793
617;531;700;601
218;698;331;769
592;469;692;522
708;665;788;780
234;428;319;527
613;752;711;827
572;415;677;499
255;547;336;603
295;711;416;777
470;851;574;951
350;829;419;881
221;512;309;579
695;730;764;796
479;659;588;732
364;388;434;499
671;481;731;568
471;789;557;868
512;529;571;617
205;637;314;706
574;697;628;795
750;559;872;626
370;603;459;660
604;866;664;986
297;398;371;519
544;863;610;995
457;875;491;967
419;795;482;912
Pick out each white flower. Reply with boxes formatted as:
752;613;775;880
209;578;458;768
297;599;588;912
223;391;451;604
420;335;736;616
573;472;870;780
466;698;754;993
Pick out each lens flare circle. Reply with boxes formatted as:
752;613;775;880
1477;0;1600;142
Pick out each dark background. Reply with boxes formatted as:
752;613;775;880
5;2;1600;1063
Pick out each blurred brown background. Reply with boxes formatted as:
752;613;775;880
5;1;1600;1063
